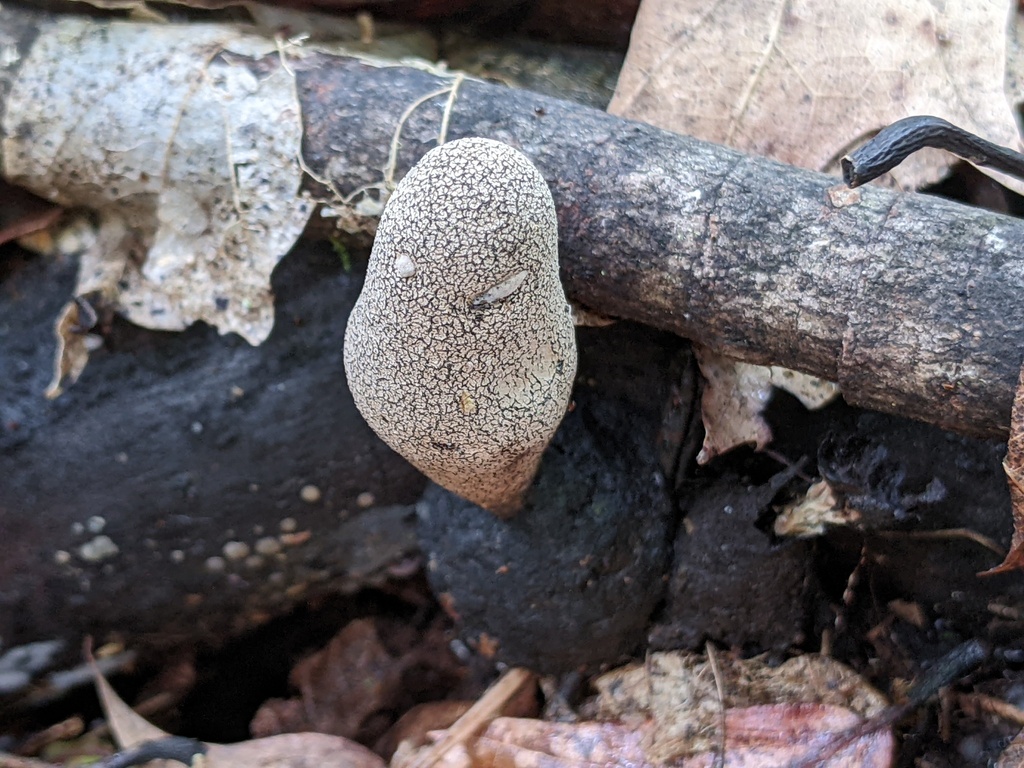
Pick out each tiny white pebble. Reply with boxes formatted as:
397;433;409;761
279;517;297;533
71;522;84;535
115;452;128;464
53;550;72;565
300;484;322;504
170;550;185;563
190;421;204;434
222;541;250;561
86;515;106;533
205;556;226;573
255;537;281;556
356;491;375;508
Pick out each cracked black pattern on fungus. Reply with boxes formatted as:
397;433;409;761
344;138;577;516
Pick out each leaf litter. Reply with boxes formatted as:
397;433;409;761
2;18;314;392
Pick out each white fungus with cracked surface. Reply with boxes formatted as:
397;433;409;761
344;137;577;516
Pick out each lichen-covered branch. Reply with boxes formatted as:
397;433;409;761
2;6;1022;438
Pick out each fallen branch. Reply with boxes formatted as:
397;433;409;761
1;7;1021;438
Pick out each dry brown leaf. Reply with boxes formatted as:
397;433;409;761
0;182;61;246
2;18;314;348
252;617;464;743
375;701;473;760
258;618;398;739
394;668;538;768
91;650;385;768
694;347;838;463
986;358;1024;574
610;0;1022;194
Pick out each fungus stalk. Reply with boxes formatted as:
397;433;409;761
344;138;577;517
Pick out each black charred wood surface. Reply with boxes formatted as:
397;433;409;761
0;243;426;668
416;323;689;673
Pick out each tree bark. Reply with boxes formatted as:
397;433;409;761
296;54;1024;440
2;7;1022;439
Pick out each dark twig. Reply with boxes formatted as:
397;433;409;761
842;115;1024;187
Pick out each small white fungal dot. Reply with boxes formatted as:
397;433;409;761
78;535;119;562
255;537;282;556
300;484;322;504
222;541;250;561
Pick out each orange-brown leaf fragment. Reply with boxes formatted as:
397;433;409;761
987;359;1024;574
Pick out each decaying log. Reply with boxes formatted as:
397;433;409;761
0;241;428;674
2;6;1021;438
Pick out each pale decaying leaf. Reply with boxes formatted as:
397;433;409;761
694;346;839;463
1;18;314;347
393;668;537;768
592;651;888;762
452;653;893;767
44;300;102;399
473;706;893;767
997;726;1024;768
775;478;861;537
91;654;386;768
988;358;1024;573
610;0;1023;194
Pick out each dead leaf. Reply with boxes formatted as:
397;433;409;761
694;347;838;463
91;655;168;749
206;733;385;768
251;617;464;743
2;18;314;347
998;727;1024;767
90;649;385;768
593;651;888;762
394;668;537;768
375;701;473;760
264;618;398;739
774;479;860;537
473;706;894;767
0;182;61;246
44;300;102;399
986;358;1024;573
610;0;1023;194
